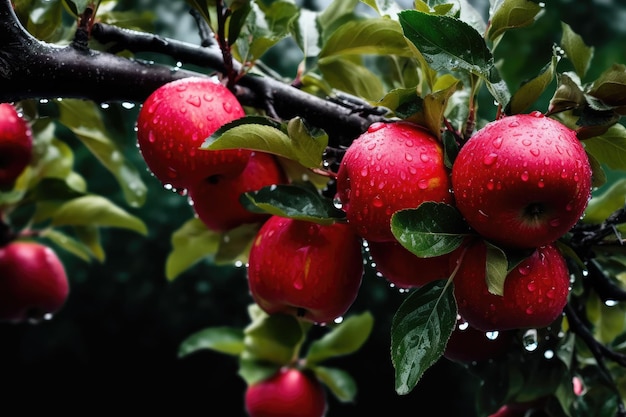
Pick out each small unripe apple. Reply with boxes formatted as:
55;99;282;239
245;367;327;417
336;121;454;243
452;240;570;332
0;103;33;187
443;316;514;363
451;112;592;249
247;216;364;324
368;240;451;289
187;151;288;232
136;77;251;190
0;241;69;323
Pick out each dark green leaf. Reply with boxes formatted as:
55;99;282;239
588;64;626;112
240;182;345;224
391;280;457;395
178;326;245;357
547;72;586;116
583;123;626;173
305;312;374;365
390;202;469;258
583;178;626;224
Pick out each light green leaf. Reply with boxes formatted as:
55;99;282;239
57;100;147;208
583;123;626;171
305;311;374;365
165;217;221;281
312;365;358;403
51;195;148;235
508;49;558;114
178;326;245;358
485;242;508;296
40;228;96;262
318;57;384;101
487;0;543;42
583;178;626;224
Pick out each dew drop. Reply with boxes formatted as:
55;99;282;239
509;120;520;128
405;153;413;162
417;179;429;190
372;196;384;208
527;281;537;292
523;329;538;351
223;101;233;113
522;139;532;146
492;137;503;149
521;171;530;182
549;218;561;227
483;153;498;166
530;148;540;157
420;153;429;162
367;122;385;132
530;110;544;118
538;179;545;188
486;180;495;191
518;264;531;276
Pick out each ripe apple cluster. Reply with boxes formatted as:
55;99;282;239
333;112;592;333
0;103;70;324
136;77;288;232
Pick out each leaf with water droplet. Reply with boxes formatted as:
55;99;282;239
391;280;457;395
241;182;346;224
486;0;543;42
391;202;470;258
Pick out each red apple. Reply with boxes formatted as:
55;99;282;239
247;215;364;324
443;316;514;363
335;121;454;243
0;103;33;187
136;77;251;190
368;240;451;289
452;240;570;331
0;241;69;323
187;151;288;232
245;367;327;417
451;112;592;249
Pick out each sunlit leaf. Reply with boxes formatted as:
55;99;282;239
165;217;220;280
485;242;508;296
583;123;626;171
312;365;357;403
305;312;374;364
583;178;626;224
487;0;543;42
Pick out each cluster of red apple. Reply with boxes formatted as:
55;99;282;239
0;103;70;324
135;77;593;416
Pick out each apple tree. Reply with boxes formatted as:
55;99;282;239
1;0;626;416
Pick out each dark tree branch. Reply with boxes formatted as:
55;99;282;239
0;0;389;146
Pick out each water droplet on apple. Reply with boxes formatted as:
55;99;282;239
405;153;413;162
530;110;544;118
546;289;556;299
486;180;495;191
537;179;545;188
544;349;554;359
518;264;531;276
492;137;503;149
420;153;429;162
522;138;532;146
360;167;369;177
530;148;540;157
203;94;214;102
485;331;499;340
509;120;520;128
223;102;232;113
417;179;429;190
527;281;537;292
483;153;498;166
367;122;385;132
372;196;384;208
549;218;561;227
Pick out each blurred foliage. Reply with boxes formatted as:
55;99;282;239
1;0;626;415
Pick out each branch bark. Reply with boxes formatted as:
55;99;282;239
0;0;388;146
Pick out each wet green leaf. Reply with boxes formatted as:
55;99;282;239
391;202;469;258
391;280;456;395
583;123;626;171
508;49;558;114
487;0;543;42
178;326;245;358
166;217;221;281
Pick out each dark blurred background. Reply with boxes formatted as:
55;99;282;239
1;0;625;415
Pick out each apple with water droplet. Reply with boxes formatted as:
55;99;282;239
0;241;69;323
452;240;570;331
335;121;454;243
0;103;33;187
368;240;451;289
451;112;592;249
247;215;364;324
188;151;288;232
136;77;251;190
245;367;327;417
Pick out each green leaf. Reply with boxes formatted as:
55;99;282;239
23;178;85;203
391;280;457;395
583;123;626;171
390;202;469;258
178;326;245;358
486;0;543;42
73;225;105;262
547;72;586;115
40;228;96;263
204;116;326;169
318;57;384;101
485;241;508;296
165;218;221;281
507;48;558;114
242;312;305;366
312;365;357;403
318;18;413;59
422;74;462;138
50;195;148;235
583;178;626;224
305;311;374;365
240;182;345;224
57;100;148;208
587;64;626;114
399;10;494;80
560;22;594;80
399;10;510;105
360;0;404;17
213;222;259;265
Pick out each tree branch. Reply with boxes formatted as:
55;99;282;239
0;0;389;146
